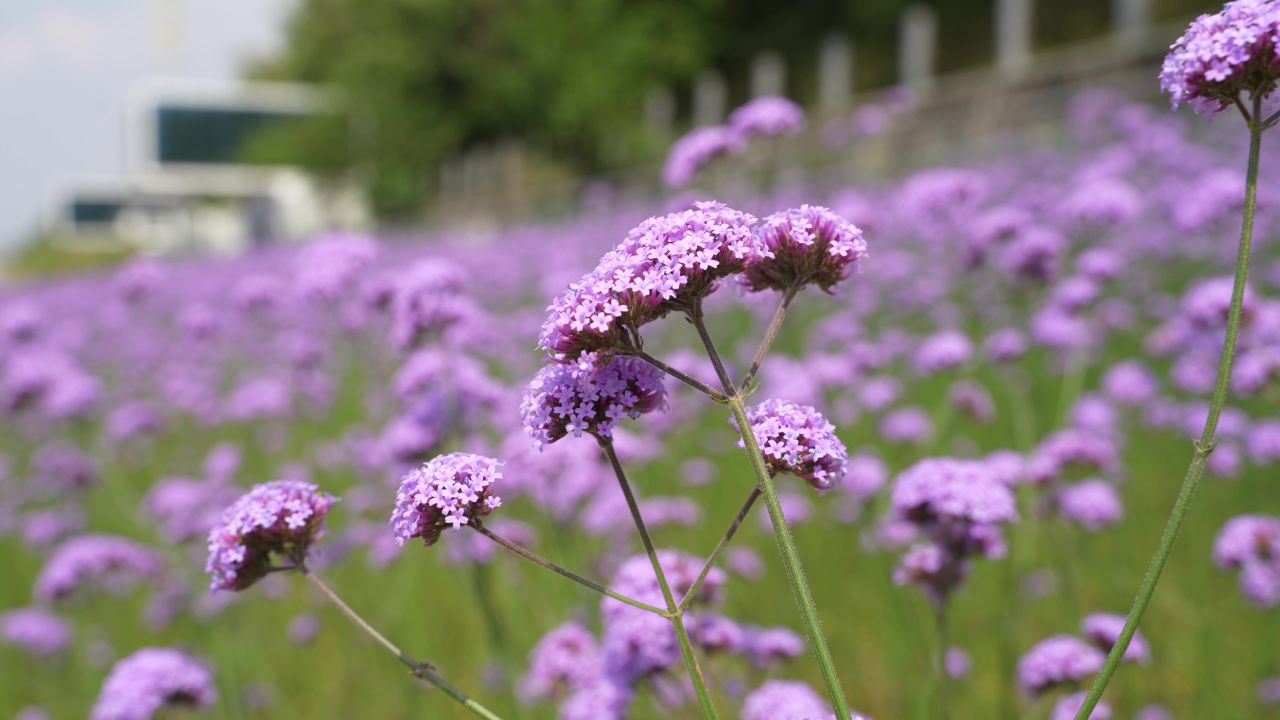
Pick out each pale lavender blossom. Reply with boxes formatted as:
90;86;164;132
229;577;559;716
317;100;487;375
1057;480;1124;531
0;607;71;658
1082;612;1150;664
205;480;337;592
744;205;867;293
1050;691;1113;720
36;535;164;602
521;622;602;700
741;680;829;720
728;96;806;138
737;399;848;490
538;201;764;361
663;126;745;187
91;647;216;720
1160;0;1280;113
1018;635;1105;696
391;453;502;548
521;354;666;446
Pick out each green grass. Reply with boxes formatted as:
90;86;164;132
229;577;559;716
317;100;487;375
2;312;1278;719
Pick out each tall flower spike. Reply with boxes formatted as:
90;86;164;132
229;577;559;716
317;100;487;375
91;647;216;720
391;453;503;547
1160;0;1280;114
205;480;336;592
736;399;849;491
538;201;766;362
521;353;666;447
744;205;868;293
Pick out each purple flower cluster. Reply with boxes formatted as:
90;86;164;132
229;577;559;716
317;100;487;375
1056;479;1124;531
744;205;867;293
390;453;502;547
91;647;216;720
1160;0;1280;113
35;535;163;602
0;606;71;658
521;354;666;446
728;96;806;139
663;126;745;187
1017;634;1106;696
538;201;765;361
738;399;848;490
1081;612;1150;664
890;458;1017;604
741;680;830;720
519;622;602;700
205;480;337;592
1213;514;1280;606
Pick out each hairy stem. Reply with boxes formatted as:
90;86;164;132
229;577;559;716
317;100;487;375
679;487;762;611
600;438;720;720
740;286;801;392
304;571;505;720
1074;96;1265;719
472;523;668;617
687;309;850;716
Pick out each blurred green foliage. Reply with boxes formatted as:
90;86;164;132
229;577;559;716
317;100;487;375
251;0;1219;218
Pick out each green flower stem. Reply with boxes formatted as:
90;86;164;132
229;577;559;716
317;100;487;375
303;571;505;720
740;285;801;393
686;304;851;718
599;438;720;720
472;522;668;617
634;349;729;403
679;487;762;612
1074;94;1266;719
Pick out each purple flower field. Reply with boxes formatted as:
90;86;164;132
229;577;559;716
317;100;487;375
3;4;1280;718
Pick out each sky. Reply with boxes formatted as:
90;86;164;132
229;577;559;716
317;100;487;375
0;0;293;252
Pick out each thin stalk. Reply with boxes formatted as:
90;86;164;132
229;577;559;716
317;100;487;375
472;523;668;617
634;350;729;403
1074;96;1266;719
933;605;951;720
689;303;737;393
688;308;851;716
727;396;852;717
303;571;505;720
740;286;801;392
599;438;720;720
679;487;762;611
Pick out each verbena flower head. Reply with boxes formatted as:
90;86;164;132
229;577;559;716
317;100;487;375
521;353;666;447
520;622;602;700
205;480;337;592
1082;612;1150;664
1018;634;1106;697
538;201;765;362
728;96;806;139
91;648;216;720
741;680;830;720
1057;480;1124;531
743;205;868;293
892;458;1018;527
1214;514;1280;605
663;126;745;187
737;399;849;490
391;453;502;547
0;607;71;658
1051;692;1113;720
35;535;163;603
560;680;632;720
1160;0;1280;113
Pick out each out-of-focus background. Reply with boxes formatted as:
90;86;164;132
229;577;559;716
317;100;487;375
1;0;1212;273
6;2;1280;720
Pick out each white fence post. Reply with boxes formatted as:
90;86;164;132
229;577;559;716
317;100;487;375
899;5;937;95
817;34;855;113
996;0;1034;81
